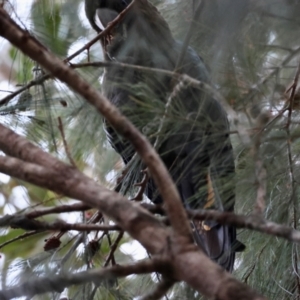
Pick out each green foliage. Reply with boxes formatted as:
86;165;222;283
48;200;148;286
3;0;300;299
9;47;34;83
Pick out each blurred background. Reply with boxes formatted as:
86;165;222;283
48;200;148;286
1;0;300;299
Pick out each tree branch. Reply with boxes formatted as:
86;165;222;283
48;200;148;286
0;214;120;232
25;202;91;219
0;101;266;298
0;8;268;300
142;203;300;244
0;6;192;243
0;152;168;255
188;209;300;244
0;259;162;300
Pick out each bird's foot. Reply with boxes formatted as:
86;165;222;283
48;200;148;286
194;221;211;233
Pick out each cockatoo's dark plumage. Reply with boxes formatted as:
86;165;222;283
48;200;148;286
85;0;243;272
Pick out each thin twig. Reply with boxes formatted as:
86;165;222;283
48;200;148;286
58;117;77;167
0;214;121;232
242;244;267;284
0;230;43;250
25;202;91;219
105;232;117;265
140;277;175;300
0;74;48;106
104;231;124;267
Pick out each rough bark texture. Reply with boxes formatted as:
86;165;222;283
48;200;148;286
0;6;266;300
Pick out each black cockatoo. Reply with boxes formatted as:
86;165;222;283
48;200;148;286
85;0;243;272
